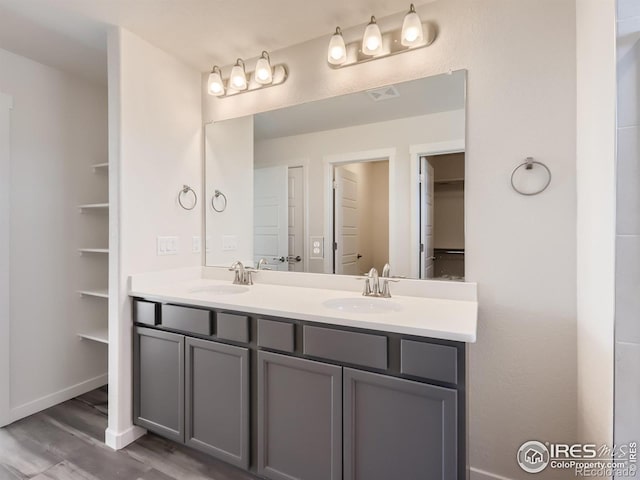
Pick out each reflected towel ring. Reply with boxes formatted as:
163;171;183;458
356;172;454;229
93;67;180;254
211;189;227;212
510;157;552;196
178;185;197;210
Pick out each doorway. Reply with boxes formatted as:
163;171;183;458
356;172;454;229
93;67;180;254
333;160;389;275
419;152;465;280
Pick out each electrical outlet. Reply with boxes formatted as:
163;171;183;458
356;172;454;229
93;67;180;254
192;236;201;254
222;235;238;251
310;236;324;259
157;236;179;256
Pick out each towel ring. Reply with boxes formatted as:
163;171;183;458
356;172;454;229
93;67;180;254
510;157;552;196
177;185;197;210
211;189;227;213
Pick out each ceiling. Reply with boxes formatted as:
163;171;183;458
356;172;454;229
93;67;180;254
0;0;425;84
254;71;466;140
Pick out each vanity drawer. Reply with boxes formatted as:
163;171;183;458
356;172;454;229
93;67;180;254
257;319;295;353
400;340;458;384
161;305;212;336
134;300;159;326
216;313;249;343
303;325;387;370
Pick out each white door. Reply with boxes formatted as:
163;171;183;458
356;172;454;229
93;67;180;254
288;166;305;272
254;166;288;271
420;157;435;279
334;167;360;275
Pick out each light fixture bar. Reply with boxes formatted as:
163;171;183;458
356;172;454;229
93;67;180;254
328;21;435;69
207;53;288;98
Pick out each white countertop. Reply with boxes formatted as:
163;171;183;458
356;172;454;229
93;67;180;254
129;270;478;343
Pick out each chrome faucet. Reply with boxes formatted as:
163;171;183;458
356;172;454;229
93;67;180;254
362;268;380;297
380;263;399;298
229;261;258;285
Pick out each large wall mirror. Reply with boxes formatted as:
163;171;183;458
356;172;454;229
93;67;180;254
205;70;466;280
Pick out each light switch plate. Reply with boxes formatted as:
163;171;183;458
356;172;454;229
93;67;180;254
222;235;238;251
310;236;324;259
192;236;201;254
157;236;179;256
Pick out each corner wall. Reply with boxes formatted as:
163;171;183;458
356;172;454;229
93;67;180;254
204;1;578;478
107;28;202;448
575;0;617;454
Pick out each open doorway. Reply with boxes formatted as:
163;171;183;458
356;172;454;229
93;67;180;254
333;160;389;275
420;152;465;280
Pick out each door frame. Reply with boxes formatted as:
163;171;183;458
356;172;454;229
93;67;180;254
0;92;13;427
409;140;466;279
323;148;396;275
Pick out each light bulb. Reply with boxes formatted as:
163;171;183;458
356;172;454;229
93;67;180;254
401;4;424;47
207;66;224;96
327;27;346;65
230;59;247;90
254;51;273;85
362;16;382;55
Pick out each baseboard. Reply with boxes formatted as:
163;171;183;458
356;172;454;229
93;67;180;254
470;467;516;480
105;424;147;450
7;373;108;425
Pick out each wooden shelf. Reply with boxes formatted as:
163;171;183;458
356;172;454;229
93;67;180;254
78;248;109;255
91;163;109;172
78;203;109;211
78;289;109;299
434;178;464;185
78;329;108;344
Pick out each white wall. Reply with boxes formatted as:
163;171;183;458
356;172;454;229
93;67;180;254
204;1;578;478
0;48;108;425
205;117;254;266
107;28;202;448
575;0;616;454
255;110;465;276
0;92;11;427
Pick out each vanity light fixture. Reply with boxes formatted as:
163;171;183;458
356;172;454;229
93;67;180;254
362;16;382;55
229;58;248;90
206;52;288;98
327;4;435;69
327;27;347;65
254;51;273;85
401;4;424;46
207;66;225;96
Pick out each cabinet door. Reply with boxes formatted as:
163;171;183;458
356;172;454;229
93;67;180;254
343;368;457;480
185;337;249;469
257;351;342;480
134;327;185;443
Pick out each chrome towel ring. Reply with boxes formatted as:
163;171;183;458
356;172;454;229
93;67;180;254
510;157;552;196
211;189;227;213
178;185;197;210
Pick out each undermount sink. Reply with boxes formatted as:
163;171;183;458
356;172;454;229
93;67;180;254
322;297;403;314
188;285;250;295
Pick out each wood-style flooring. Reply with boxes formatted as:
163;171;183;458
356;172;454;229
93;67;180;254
0;388;254;480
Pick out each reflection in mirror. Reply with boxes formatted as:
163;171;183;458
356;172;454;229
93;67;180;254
205;70;466;280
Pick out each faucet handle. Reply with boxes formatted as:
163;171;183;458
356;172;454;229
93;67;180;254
380;277;400;298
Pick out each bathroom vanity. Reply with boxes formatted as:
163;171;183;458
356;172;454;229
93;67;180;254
129;270;476;480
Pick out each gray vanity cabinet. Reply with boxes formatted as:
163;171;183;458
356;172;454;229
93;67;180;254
257;351;342;480
343;368;458;480
134;327;185;443
185;337;249;469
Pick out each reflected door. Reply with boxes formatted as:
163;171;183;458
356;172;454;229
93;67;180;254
288;167;305;272
334;167;360;275
254;166;288;271
420;157;435;279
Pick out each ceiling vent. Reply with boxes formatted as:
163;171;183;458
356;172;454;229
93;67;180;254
365;85;400;102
